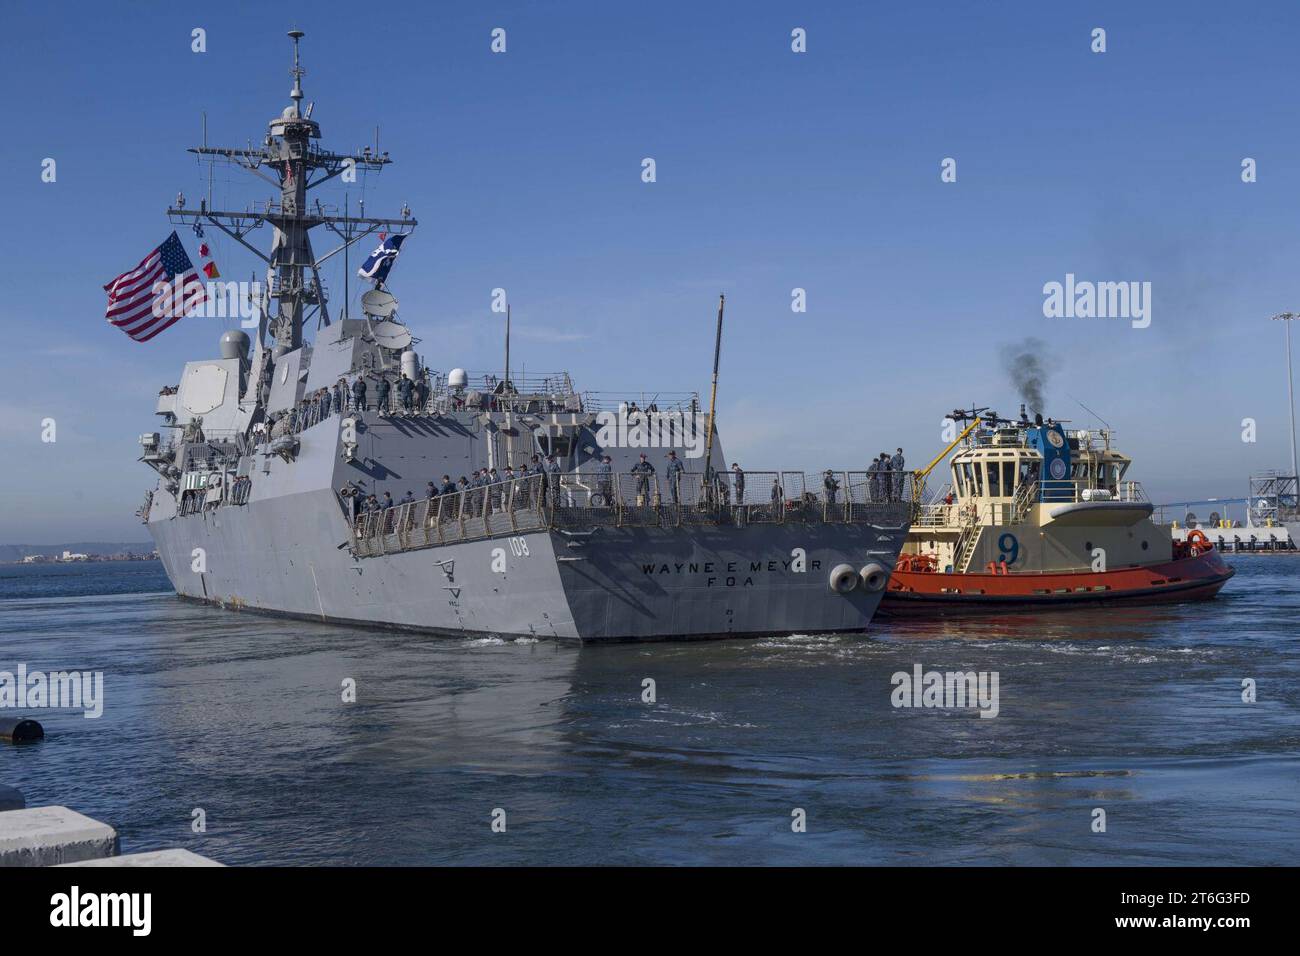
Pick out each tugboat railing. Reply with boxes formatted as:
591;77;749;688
910;476;1148;531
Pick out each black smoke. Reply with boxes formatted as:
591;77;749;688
999;338;1056;415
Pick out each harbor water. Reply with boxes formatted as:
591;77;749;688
1;558;1297;865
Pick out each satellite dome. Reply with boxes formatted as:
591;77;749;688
448;368;468;390
219;329;251;360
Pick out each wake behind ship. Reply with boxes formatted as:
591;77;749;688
129;32;910;643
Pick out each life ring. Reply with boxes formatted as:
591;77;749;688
1186;529;1210;556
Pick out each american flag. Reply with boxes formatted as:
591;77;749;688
104;232;206;342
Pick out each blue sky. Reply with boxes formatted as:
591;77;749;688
3;0;1300;542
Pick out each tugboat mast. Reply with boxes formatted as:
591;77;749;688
168;30;416;354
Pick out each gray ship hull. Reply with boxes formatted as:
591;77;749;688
129;41;910;644
149;498;907;643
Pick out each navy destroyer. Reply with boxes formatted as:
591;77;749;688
131;32;910;642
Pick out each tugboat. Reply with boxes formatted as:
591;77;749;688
880;406;1234;614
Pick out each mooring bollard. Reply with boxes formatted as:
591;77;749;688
0;717;45;744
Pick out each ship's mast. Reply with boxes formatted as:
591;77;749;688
168;30;416;354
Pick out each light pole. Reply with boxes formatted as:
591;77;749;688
1271;312;1300;492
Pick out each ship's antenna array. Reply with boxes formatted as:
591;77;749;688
168;30;417;355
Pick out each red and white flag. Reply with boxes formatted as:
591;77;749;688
103;232;206;342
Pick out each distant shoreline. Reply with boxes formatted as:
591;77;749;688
0;554;159;566
0;542;157;565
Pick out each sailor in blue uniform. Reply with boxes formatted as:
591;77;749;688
414;371;428;415
823;469;839;505
890;448;905;502
665;450;685;504
545;455;562;507
597;454;614;506
397;373;413;414
631;453;655;505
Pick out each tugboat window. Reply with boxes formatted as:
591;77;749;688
987;463;1000;497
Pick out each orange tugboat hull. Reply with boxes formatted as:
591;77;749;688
879;548;1234;615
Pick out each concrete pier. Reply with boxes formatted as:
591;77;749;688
0;806;119;866
0;805;225;867
59;848;224;867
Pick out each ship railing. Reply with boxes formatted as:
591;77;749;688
348;470;913;558
913;497;1027;530
562;469;912;528
1119;480;1148;502
579;392;702;414
1036;478;1149;505
351;474;550;556
912;503;960;529
1013;478;1039;518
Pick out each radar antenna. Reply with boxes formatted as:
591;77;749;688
168;30;417;354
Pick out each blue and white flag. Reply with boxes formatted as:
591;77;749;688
357;233;406;284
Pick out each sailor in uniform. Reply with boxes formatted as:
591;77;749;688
631;453;655;506
545;455;562;507
414;371;429;415
665;450;685;505
398;373;413;415
517;463;533;508
823;469;839;506
890;448;906;502
597;455;614;506
502;466;517;509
